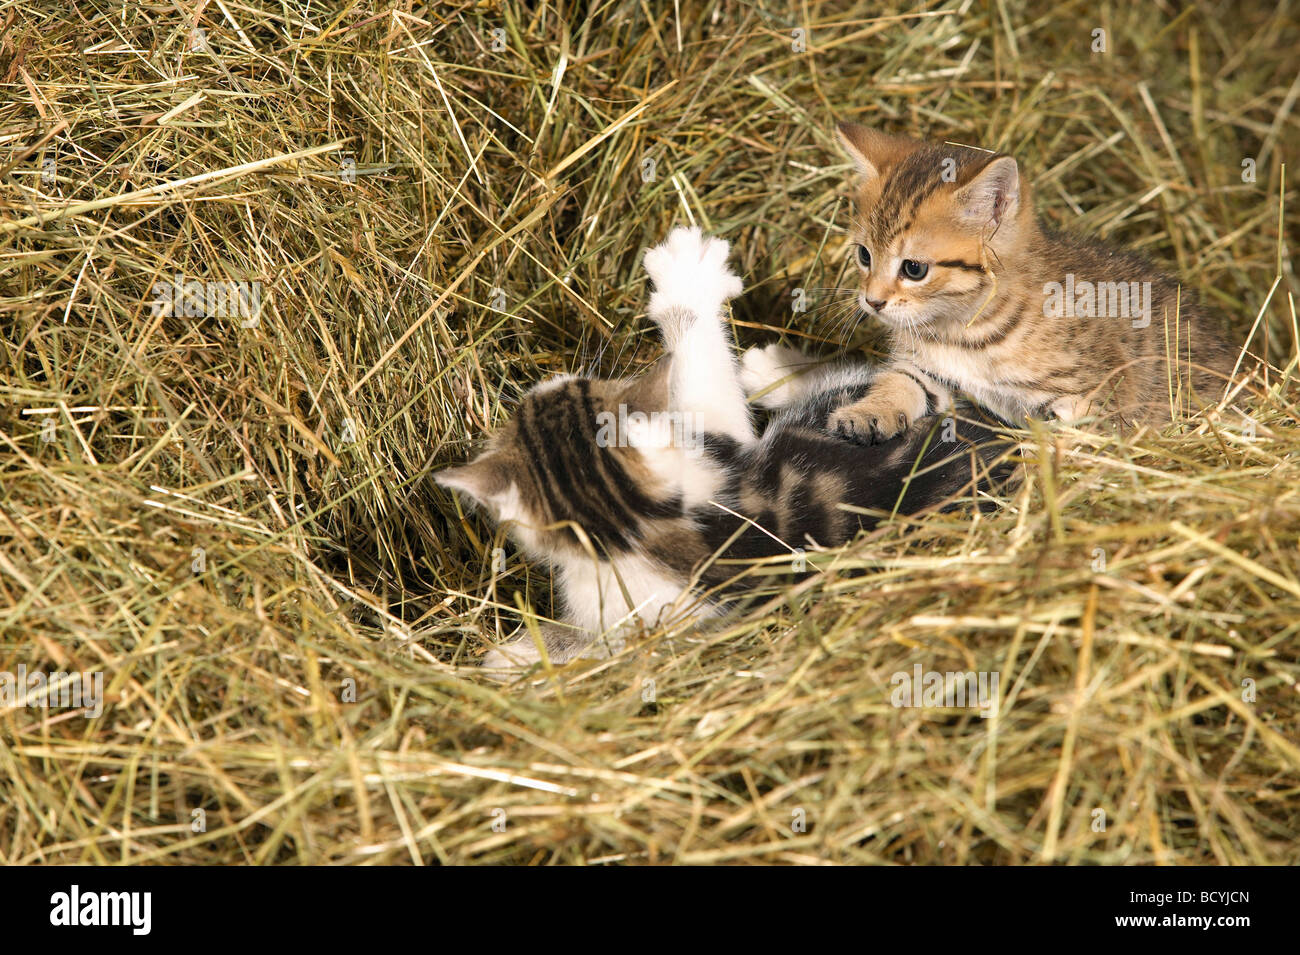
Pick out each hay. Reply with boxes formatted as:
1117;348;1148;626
1;0;1297;864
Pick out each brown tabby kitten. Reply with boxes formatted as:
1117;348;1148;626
436;228;1013;670
826;123;1239;443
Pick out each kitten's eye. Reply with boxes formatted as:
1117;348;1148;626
856;245;871;269
900;259;929;280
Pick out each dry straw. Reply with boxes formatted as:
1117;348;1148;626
0;1;1297;864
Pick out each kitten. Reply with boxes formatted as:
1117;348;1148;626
436;228;1013;671
825;122;1239;443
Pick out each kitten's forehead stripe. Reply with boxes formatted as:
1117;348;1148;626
873;152;946;245
514;379;682;552
863;146;1000;250
564;380;648;546
518;396;564;520
574;380;678;522
556;381;627;544
521;384;629;548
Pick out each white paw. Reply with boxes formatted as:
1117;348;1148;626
479;623;591;676
643;226;743;320
739;343;812;409
481;641;542;672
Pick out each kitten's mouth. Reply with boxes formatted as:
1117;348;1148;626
860;293;936;333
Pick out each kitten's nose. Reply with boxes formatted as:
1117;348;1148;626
866;298;886;312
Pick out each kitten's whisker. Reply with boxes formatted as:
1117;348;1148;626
589;331;614;376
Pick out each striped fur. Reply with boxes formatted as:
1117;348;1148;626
829;123;1240;443
436;228;1014;671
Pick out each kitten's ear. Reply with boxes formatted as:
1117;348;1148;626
434;453;511;509
835;122;916;182
955;156;1022;230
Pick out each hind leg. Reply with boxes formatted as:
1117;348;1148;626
643;227;754;446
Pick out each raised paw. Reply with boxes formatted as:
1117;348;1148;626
739;343;812;409
643;226;743;323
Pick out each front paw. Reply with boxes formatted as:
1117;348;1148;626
643;226;743;318
739;343;811;409
828;403;911;444
1048;394;1093;423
